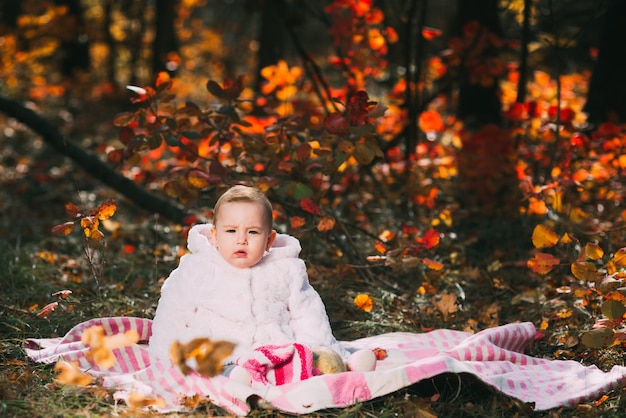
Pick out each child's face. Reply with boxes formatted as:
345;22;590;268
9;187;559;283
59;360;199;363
210;201;277;269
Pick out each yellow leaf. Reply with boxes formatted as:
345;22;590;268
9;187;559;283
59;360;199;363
560;232;577;244
187;170;210;189
94;199;117;220
613;248;626;268
571;261;598;281
127;392;167;409
354;294;374;312
570;207;590;223
585;242;604;261
527;253;560;274
531;224;558;249
54;360;93;386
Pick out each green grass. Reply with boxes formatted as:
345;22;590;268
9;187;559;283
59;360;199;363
2;231;626;418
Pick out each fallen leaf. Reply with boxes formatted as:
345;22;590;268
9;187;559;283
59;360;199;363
170;338;235;377
354;294;374;312
54;360;93;386
36;302;59;318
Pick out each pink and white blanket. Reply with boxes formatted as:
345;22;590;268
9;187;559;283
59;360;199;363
25;317;626;415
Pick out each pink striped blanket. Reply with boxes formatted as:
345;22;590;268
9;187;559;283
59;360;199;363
25;317;626;415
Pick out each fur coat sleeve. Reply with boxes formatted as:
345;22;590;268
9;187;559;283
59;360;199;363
148;224;348;366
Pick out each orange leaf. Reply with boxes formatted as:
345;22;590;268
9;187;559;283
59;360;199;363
527;253;560;274
422;26;443;40
290;216;306;229
571;261;598;281
94;200;117;220
54;360;94;386
585;242;604;261
612;248;626;267
354;294;374;312
36;302;59;318
531;224;558;249
418;110;444;133
372;347;388;360
128;392;167;409
65;202;80;218
422;258;444;271
51;221;75;235
317;216;336;232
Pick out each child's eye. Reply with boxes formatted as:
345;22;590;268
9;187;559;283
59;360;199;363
249;230;259;235
226;229;236;233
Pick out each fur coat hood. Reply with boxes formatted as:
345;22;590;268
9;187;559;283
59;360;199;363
149;224;348;364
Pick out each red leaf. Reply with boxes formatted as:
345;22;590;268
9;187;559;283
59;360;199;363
422;26;442;40
300;198;320;215
421;229;440;249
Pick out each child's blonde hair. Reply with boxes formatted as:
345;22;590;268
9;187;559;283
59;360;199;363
213;185;273;230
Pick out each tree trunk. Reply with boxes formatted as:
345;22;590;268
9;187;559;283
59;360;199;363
455;0;502;129
0;95;189;224
583;0;626;124
55;0;91;77
152;0;180;76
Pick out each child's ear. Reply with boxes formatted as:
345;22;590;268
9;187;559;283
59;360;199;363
209;226;218;242
266;230;277;251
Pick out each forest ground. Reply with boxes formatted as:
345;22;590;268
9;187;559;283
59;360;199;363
2;97;626;418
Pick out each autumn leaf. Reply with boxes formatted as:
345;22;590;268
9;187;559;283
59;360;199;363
81;326;140;369
36;302;59;318
421;228;440;249
169;338;235;377
354;294;374;312
127;392;167;410
581;327;614;349
300;198;321;215
612;248;626;268
54;360;94;386
418;110;444;133
527;252;560;274
52;290;72;299
51;221;75;235
317;216;336;232
65;202;81;217
601;299;626;320
422;26;442;40
290;216;306;229
187;170;211;189
422;258;444;271
432;292;458;321
571;261;598;281
585;242;604;261
531;224;558;249
372;347;388;360
94;200;117;220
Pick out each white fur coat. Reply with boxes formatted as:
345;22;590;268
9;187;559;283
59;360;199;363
149;224;348;365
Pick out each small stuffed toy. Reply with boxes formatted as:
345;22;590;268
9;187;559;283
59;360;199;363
312;346;378;374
